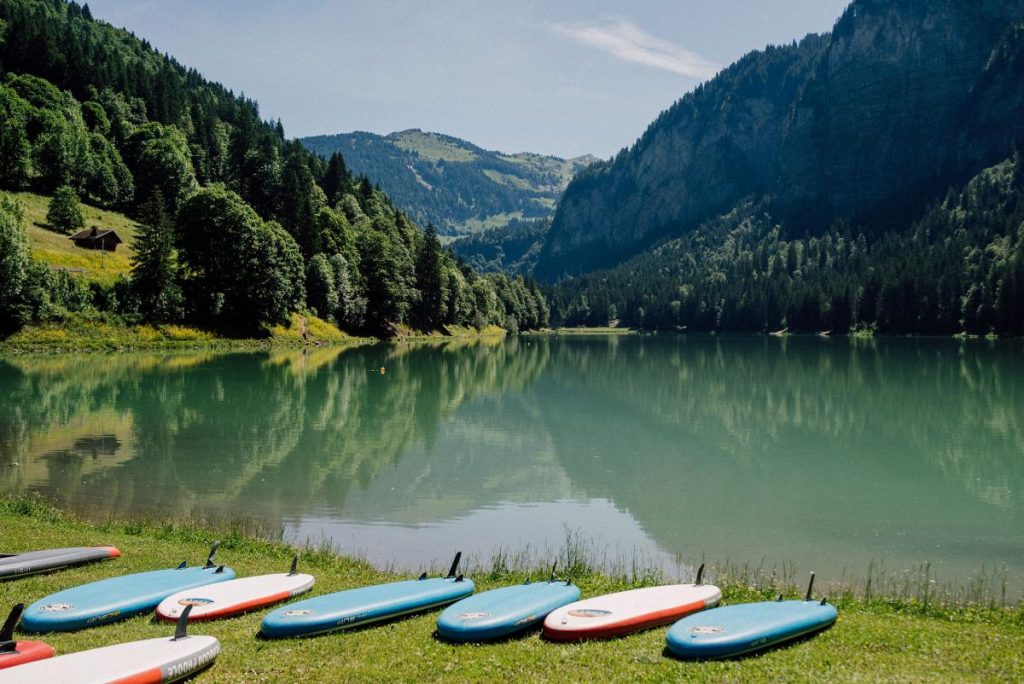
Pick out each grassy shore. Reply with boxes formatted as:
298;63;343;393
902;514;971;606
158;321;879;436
0;313;373;352
1;495;1021;682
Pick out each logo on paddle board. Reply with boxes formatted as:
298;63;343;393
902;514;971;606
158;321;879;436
282;609;314;617
458;612;490;620
567;609;612;618
178;598;215;607
40;603;73;612
690;625;724;634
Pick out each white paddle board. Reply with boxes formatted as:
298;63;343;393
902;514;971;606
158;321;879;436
544;567;720;640
0;606;219;683
156;556;314;622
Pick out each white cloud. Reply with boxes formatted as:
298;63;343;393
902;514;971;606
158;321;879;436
549;19;719;80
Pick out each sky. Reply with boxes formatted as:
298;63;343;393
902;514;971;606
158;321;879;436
85;0;850;159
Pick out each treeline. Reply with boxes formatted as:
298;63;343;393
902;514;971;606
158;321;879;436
450;218;549;274
547;155;1024;336
0;0;546;336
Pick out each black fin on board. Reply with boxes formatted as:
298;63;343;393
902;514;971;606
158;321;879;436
805;572;816;602
172;605;192;641
446;552;462;579
204;541;220;569
695;563;705;586
288;555;299;576
0;604;23;644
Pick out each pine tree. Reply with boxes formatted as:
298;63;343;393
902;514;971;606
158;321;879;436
131;189;182;321
414;224;444;331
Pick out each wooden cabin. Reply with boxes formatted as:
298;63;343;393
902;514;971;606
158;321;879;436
69;226;123;252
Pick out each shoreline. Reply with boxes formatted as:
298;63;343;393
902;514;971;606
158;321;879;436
1;494;1021;681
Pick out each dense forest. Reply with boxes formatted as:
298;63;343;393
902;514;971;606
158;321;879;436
449;218;549;275
302;129;594;236
547;155;1024;335
0;0;547;337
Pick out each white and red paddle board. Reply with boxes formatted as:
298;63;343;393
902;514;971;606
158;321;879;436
156;564;314;622
0;633;219;683
543;582;721;640
0;604;54;670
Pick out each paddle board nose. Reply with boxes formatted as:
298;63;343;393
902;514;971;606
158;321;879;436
98;546;121;558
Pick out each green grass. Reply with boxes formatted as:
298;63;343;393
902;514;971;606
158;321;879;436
13;191;140;287
0;313;368;352
1;493;1021;682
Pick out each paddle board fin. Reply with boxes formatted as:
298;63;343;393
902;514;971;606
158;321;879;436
446;552;462;579
0;603;23;643
549;562;557;583
177;561;187;569
695;563;705;586
288;555;299;576
204;541;221;569
214;565;226;574
172;605;193;641
804;572;816;601
777;594;784;602
820;596;828;606
417;572;428;581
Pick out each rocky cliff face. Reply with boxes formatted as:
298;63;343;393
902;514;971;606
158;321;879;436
536;0;1024;279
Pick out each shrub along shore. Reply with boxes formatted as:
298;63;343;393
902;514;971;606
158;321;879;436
1;494;1021;682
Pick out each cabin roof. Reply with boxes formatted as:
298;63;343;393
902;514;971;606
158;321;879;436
68;227;123;244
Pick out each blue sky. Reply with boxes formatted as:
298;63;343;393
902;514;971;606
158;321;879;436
85;0;850;159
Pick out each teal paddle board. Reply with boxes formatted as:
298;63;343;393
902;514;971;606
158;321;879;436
437;575;580;642
21;543;235;632
666;573;837;659
262;552;472;638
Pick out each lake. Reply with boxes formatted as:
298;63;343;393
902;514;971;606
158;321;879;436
1;335;1021;600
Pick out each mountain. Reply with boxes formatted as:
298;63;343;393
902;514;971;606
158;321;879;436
449;218;550;275
535;0;1024;280
0;0;548;338
301;129;596;237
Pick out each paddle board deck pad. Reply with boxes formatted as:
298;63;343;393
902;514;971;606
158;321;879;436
543;583;721;640
0;604;54;670
1;606;220;683
21;543;235;632
666;599;837;659
0;546;120;580
437;580;581;642
262;552;472;638
157;556;314;622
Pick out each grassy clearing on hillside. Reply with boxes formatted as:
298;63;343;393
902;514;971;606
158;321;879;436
13;191;140;286
1;494;1021;682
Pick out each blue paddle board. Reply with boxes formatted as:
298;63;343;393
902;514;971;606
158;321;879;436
21;543;235;633
262;553;473;638
437;579;580;642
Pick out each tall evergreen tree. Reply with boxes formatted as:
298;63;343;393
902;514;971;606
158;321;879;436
130;189;182;321
414;224;444;331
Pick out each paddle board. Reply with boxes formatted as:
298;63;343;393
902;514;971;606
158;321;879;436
0;605;220;683
666;573;837;659
156;555;314;622
437;575;580;642
543;564;720;640
0;604;54;670
261;552;473;638
20;543;235;633
0;546;120;580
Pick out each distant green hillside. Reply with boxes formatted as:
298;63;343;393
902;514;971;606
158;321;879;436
301;129;595;236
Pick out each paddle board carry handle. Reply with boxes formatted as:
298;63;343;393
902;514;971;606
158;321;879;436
204;541;221;569
695;563;705;586
446;552;462;579
288;555;299;576
805;572;816;601
172;605;193;641
0;603;23;643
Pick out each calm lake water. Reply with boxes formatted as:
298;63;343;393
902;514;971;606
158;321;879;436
1;335;1021;599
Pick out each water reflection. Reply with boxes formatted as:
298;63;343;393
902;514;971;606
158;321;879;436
0;335;1021;595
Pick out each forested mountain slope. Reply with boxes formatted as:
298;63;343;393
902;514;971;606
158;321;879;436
302;129;595;236
0;0;547;337
536;0;1024;280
